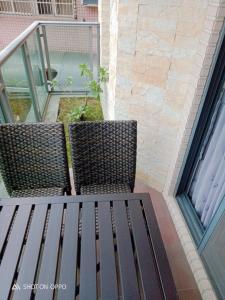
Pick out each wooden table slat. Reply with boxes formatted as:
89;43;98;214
98;201;118;300
57;203;79;300
80;202;97;300
143;197;178;300
0;205;31;300
113;201;140;300
129;200;163;300
0;205;16;254
13;204;48;300
35;204;64;300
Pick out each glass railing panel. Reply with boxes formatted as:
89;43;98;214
44;24;99;93
0;106;5;123
1;47;37;122
0;22;100;123
26;31;49;115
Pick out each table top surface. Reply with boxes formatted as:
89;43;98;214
0;193;177;300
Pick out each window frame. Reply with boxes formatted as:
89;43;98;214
175;26;225;248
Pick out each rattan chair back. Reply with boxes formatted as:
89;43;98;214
0;123;71;195
69;120;137;194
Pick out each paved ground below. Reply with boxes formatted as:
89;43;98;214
0;15;74;50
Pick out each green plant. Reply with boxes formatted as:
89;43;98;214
67;104;90;121
68;64;108;122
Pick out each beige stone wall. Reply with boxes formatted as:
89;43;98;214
165;0;225;195
102;0;211;191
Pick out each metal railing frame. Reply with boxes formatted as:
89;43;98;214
21;42;41;121
0;21;100;123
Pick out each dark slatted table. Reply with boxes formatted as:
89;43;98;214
0;193;177;300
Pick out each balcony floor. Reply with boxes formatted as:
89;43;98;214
134;180;202;300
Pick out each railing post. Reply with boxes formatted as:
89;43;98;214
32;0;39;15
21;42;41;122
52;0;57;17
41;25;53;84
0;69;14;123
36;27;49;93
10;0;15;13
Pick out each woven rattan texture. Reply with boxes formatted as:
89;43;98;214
0;123;71;196
11;187;64;197
80;183;131;194
69;120;137;195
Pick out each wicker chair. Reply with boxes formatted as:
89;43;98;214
0;123;71;197
69;120;137;195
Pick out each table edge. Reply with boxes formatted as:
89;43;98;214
0;193;150;206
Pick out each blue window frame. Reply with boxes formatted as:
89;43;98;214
175;25;225;300
176;28;225;245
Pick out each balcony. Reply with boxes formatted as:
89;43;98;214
0;20;100;124
0;2;219;298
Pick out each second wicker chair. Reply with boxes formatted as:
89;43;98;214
0;123;71;197
69;120;137;195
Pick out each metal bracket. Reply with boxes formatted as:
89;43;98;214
36;27;49;93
